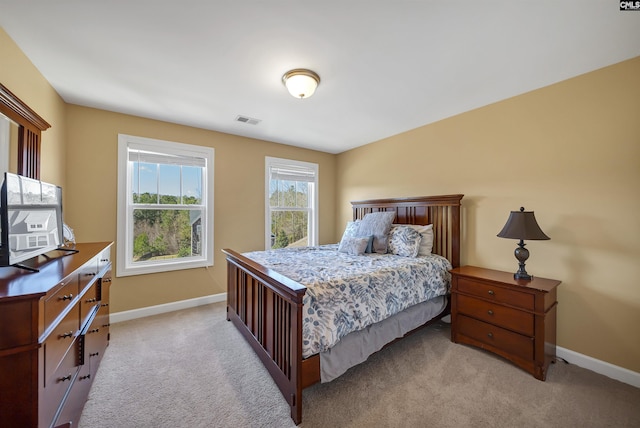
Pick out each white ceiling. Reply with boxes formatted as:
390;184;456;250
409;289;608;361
1;1;639;154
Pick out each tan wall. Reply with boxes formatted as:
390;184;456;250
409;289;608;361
336;57;640;373
64;105;336;313
0;28;67;187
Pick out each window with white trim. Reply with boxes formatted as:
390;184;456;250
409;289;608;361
265;157;318;250
117;134;214;276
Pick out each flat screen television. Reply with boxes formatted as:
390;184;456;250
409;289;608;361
0;172;67;271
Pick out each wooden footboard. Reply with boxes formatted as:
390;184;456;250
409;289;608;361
223;248;307;424
223;194;463;424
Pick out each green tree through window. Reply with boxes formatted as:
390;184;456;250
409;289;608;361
117;134;214;277
266;157;318;250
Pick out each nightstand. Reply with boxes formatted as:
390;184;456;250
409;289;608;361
450;266;561;381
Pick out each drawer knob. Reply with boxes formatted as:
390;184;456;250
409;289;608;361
487;332;493;338
59;294;74;301
487;310;494;315
58;375;72;382
60;331;74;339
488;290;495;296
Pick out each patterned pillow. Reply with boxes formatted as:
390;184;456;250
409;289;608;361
339;220;374;253
341;220;360;239
395;223;434;256
387;225;422;257
358;211;396;254
338;236;369;256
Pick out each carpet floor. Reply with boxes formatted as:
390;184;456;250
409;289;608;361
79;303;640;428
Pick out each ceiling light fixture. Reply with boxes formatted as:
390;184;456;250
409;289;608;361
282;69;320;99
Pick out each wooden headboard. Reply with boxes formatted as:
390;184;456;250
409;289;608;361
351;194;464;268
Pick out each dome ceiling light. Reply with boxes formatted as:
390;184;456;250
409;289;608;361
282;69;320;99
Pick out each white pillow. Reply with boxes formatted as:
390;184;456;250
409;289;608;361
394;223;434;256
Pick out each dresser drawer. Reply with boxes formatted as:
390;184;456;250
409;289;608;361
44;305;79;383
44;277;79;331
78;258;99;294
457;314;533;362
85;311;110;376
98;247;112;273
457;277;534;310
40;340;79;428
54;361;92;428
457;294;534;336
81;282;100;327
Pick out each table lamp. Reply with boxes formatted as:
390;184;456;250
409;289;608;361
497;207;550;280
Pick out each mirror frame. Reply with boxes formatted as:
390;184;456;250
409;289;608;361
0;83;51;179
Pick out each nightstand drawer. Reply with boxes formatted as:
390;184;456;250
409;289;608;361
457;294;534;336
457;314;533;362
457;277;534;310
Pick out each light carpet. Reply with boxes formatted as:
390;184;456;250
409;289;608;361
79;303;640;428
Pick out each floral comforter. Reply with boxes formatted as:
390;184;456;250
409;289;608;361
243;244;452;358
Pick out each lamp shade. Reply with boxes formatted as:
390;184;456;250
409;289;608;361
282;69;320;99
497;207;550;241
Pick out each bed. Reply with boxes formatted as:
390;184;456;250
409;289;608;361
223;194;463;424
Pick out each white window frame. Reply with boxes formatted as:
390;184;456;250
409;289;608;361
265;157;318;250
116;134;214;277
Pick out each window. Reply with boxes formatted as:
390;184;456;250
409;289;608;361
265;157;318;250
117;134;214;276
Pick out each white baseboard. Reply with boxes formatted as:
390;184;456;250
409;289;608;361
557;346;640;389
110;293;227;324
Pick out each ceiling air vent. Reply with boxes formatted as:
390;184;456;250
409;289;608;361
235;115;261;125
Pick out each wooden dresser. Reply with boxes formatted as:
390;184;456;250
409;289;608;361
0;242;113;428
450;265;560;381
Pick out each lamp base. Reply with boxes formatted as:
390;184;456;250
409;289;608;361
513;272;532;281
513;240;533;281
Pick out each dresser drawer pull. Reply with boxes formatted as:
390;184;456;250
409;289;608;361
100;258;110;262
88;328;100;334
85;297;98;303
58;375;72;382
488;290;495;295
59;331;74;339
102;323;111;328
103;278;112;283
101;303;109;307
487;332;493;338
85;272;97;277
59;294;74;301
79;374;91;381
90;352;100;357
487;310;494;315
